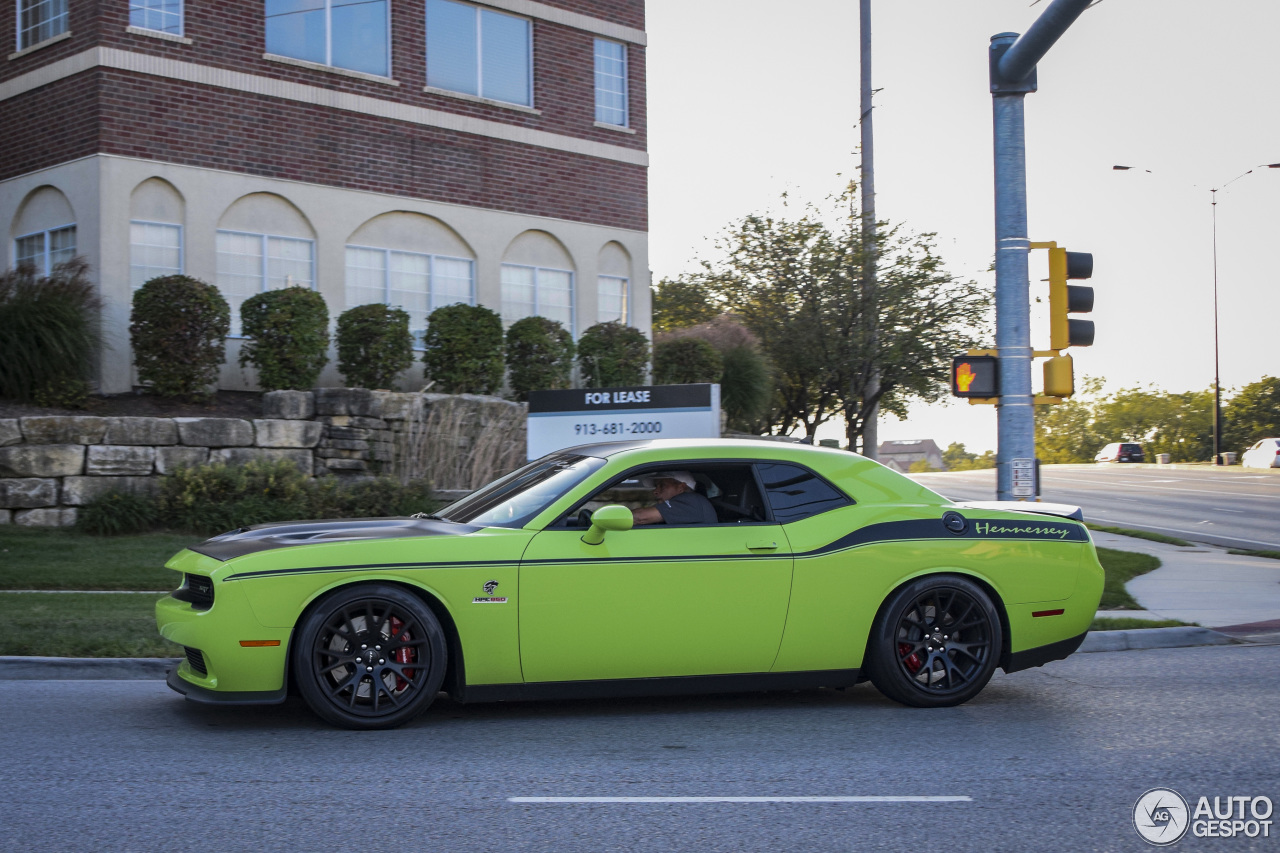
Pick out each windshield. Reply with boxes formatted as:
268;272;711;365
434;453;606;528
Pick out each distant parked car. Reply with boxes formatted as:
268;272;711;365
1241;438;1280;469
1094;442;1145;463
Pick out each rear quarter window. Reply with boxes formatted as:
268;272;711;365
756;462;851;523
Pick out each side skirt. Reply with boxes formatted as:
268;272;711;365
1003;631;1088;674
454;668;863;704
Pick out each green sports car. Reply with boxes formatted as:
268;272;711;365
157;439;1104;729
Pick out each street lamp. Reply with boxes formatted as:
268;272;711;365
1113;163;1280;464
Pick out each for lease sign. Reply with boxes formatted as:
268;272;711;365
525;384;721;460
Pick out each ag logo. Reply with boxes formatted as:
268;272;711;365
483;580;499;595
1134;788;1190;846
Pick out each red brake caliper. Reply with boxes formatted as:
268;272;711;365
389;616;416;690
898;642;923;673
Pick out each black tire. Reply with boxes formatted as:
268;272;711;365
293;583;447;729
865;575;1002;708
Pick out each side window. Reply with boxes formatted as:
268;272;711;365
756;463;851;523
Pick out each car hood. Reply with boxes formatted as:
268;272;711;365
190;517;482;562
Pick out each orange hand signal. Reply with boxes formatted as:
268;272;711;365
956;362;976;393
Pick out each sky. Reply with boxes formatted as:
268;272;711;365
644;0;1280;453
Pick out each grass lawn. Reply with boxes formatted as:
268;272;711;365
0;593;181;657
0;527;199;590
1096;546;1162;611
1086;524;1191;547
1228;548;1280;561
1090;616;1188;631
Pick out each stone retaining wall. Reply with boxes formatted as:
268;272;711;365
0;390;527;527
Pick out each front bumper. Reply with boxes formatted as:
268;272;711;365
166;667;288;705
156;587;290;696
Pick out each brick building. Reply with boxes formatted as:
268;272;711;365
0;0;648;393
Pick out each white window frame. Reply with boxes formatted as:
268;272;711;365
14;223;75;276
426;0;533;107
129;220;184;289
128;0;183;36
16;0;69;51
500;263;575;334
596;274;629;325
215;229;316;337
593;38;628;127
265;0;391;77
345;245;475;349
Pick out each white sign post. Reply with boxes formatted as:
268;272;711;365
526;384;721;460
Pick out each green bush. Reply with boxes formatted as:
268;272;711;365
76;490;160;536
505;316;575;401
421;303;504;394
239;286;330;391
719;345;773;430
0;258;100;403
653;337;723;385
577;321;650;388
130;275;230;401
336;303;414;390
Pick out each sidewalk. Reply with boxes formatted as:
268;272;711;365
1090;530;1280;642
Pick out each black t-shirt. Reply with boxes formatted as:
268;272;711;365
655;490;717;525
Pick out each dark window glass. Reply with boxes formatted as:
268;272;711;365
435;453;605;528
756;463;850;523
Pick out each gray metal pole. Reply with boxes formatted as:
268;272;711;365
990;33;1035;501
859;0;879;460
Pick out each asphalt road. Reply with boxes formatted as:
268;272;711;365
910;465;1280;550
2;644;1278;852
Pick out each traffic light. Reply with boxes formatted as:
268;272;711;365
1048;247;1094;350
1043;353;1074;397
951;355;999;398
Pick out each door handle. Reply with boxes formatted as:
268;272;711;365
746;540;779;552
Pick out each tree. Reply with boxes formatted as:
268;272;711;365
651;277;720;333
1092;386;1212;463
942;442;996;471
652;336;723;385
1224;376;1280;454
1035;376;1105;463
686;185;990;444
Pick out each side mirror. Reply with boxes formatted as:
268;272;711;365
581;504;633;545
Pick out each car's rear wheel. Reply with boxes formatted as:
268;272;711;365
293;584;447;729
865;575;1002;708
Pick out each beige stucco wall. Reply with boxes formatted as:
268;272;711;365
0;154;650;394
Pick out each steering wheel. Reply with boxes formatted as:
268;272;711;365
577;508;594;527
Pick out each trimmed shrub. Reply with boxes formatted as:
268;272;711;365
421;303;504;394
577;321;650;388
130;275;230;401
0;258;101;403
77;490;160;536
336;303;414;390
505;316;575;401
239;286;330;391
653;336;723;385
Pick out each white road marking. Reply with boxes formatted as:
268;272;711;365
509;796;973;804
1044;476;1279;499
1214;508;1246;513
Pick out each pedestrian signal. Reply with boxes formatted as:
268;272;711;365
951;355;999;398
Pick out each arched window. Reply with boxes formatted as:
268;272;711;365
12;186;75;275
129;178;185;289
216;193;316;335
501;231;575;332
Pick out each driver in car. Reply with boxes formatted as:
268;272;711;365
632;470;717;525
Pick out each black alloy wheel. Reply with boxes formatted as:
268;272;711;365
293;584;447;729
865;575;1002;708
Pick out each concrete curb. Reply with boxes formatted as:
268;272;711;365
0;656;178;680
1078;626;1236;653
0;628;1246;681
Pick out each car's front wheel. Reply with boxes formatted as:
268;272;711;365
293;583;447;729
865;575;1002;708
